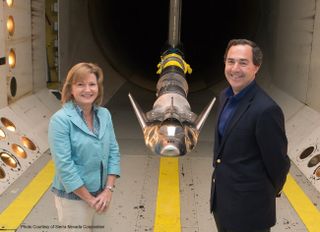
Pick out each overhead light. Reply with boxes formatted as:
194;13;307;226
0;151;18;169
21;136;37;151
0;166;5;179
8;49;16;69
0;128;6;139
12;144;27;159
6;0;14;7
314;166;320;178
0;117;16;132
7;16;15;36
167;126;176;136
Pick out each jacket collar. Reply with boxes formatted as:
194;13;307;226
217;82;258;154
62;101;107;139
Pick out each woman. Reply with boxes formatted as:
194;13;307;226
48;62;120;231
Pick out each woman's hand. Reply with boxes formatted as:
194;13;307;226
73;186;100;209
94;188;113;213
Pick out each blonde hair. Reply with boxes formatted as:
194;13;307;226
61;62;104;105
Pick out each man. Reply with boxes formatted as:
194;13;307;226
211;39;290;232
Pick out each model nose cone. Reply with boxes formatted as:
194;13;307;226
160;144;180;157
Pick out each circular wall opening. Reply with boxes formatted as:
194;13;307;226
0;151;18;169
9;76;17;97
0;166;5;179
0;128;6;140
88;0;268;92
307;154;320;168
8;49;16;69
0;117;16;132
11;144;27;159
314;166;320;178
6;0;14;7
7;16;15;36
21;136;36;151
0;167;6;179
299;146;315;159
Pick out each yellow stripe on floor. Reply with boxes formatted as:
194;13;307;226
283;173;320;232
154;157;181;232
0;160;54;230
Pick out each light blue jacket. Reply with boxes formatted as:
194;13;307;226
48;101;120;193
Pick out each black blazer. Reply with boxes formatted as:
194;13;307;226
210;83;290;231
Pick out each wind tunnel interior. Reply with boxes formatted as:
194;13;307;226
58;0;320;184
58;0;320;125
85;0;274;93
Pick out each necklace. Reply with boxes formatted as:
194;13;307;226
83;112;93;131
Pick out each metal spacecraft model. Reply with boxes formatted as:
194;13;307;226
128;0;216;156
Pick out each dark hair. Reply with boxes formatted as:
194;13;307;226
61;62;104;105
224;39;263;66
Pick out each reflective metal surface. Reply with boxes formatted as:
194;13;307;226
0;128;6;139
308;154;320;168
0;151;18;168
128;1;215;156
0;166;5;179
12;144;27;159
0;117;16;132
8;49;16;69
21;136;36;151
6;0;14;8
168;0;181;48
7;15;15;36
314;166;320;178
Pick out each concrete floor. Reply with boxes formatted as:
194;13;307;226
1;83;319;231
